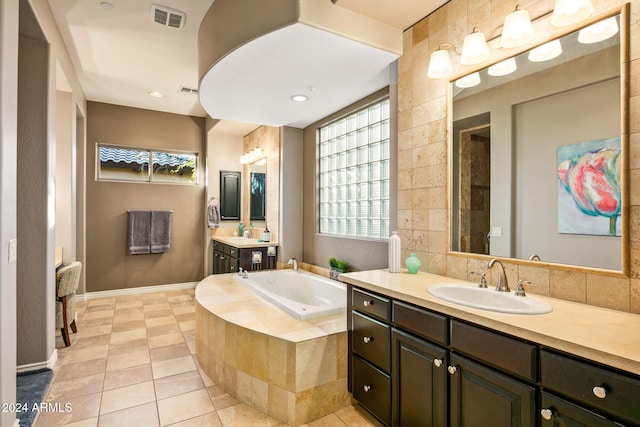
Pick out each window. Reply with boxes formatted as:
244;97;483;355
318;98;390;239
98;144;197;184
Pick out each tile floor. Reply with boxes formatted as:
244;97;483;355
38;288;382;427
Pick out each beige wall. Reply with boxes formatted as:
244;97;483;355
86;102;206;292
0;0;19;424
242;126;281;241
398;0;638;312
303;87;396;271
56;90;76;262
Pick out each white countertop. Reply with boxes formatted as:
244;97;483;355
340;269;640;375
212;235;278;248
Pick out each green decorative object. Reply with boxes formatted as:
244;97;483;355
405;253;421;274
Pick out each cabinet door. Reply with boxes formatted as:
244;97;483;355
392;328;448;427
213;251;220;274
449;354;535;427
352;355;391;427
541;392;624;427
220;170;241;220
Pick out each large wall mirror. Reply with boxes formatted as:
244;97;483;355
449;6;627;273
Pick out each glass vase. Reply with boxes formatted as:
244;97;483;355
405;253;421;274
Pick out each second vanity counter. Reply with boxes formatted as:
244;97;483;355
339;269;640;375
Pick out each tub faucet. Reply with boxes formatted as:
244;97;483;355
288;257;298;271
487;259;510;292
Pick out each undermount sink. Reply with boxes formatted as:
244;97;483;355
427;284;553;315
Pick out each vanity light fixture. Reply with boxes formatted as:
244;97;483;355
460;28;490;65
488;57;517;76
551;0;593;27
426;0;595;80
427;44;456;78
528;39;563;62
291;95;308;102
501;6;535;49
578;16;618;44
455;72;481;88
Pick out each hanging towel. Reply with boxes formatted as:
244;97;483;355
207;198;220;229
128;211;151;254
151;210;171;253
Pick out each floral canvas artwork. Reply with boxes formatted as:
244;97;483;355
557;138;621;236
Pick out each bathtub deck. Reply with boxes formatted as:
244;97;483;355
195;273;350;426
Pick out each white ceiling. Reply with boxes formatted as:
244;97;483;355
49;0;445;134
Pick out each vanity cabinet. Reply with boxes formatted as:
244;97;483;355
540;350;640;426
349;285;537;427
212;240;276;274
351;288;392;425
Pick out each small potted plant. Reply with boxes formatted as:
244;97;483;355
329;257;349;280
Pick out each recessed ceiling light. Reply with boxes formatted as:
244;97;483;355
148;91;163;98
100;2;114;10
291;95;308;102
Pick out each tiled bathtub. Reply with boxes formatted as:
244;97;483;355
195;273;349;426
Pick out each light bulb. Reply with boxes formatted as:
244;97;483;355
461;30;490;65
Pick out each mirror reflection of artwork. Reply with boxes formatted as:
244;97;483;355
250;172;266;220
557;138;621;236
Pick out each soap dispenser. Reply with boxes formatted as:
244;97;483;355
263;225;271;242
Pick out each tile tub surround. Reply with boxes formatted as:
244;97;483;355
195;274;350;426
341;269;640;375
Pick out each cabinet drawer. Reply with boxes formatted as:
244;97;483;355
352;355;391;427
392;301;448;346
541;392;623;427
352;288;390;322
223;244;238;258
450;320;537;382
541;350;640;426
352;311;391;372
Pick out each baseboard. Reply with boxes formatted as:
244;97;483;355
77;281;199;301
16;350;57;374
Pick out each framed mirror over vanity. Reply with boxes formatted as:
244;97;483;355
447;5;628;274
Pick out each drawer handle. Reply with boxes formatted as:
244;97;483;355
593;386;607;399
433;359;443;368
447;365;457;375
363;385;372;392
363;336;373;344
540;408;553;421
363;300;374;307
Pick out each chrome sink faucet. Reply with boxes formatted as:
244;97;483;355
487;259;510;292
288;257;298;271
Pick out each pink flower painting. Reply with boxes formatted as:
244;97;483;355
557;138;621;236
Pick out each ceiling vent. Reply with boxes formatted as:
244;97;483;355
178;86;198;96
151;4;186;29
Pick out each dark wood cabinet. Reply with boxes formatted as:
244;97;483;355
540;392;624;427
392;328;448;427
220;170;241;220
449;353;536;427
212;240;276;274
348;284;640;427
541;350;640;426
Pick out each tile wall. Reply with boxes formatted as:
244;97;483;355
397;0;640;313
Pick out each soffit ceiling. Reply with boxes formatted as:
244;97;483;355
49;0;445;134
